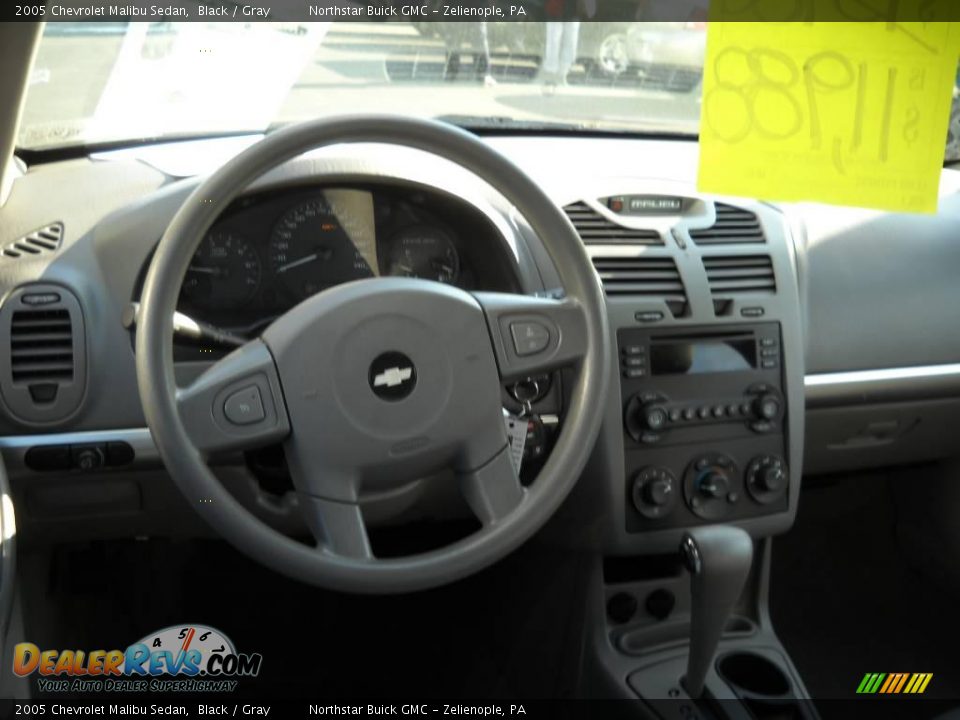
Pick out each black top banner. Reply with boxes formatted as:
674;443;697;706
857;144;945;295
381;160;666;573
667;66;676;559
7;0;960;23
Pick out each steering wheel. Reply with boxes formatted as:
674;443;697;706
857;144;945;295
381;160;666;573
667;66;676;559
136;116;609;593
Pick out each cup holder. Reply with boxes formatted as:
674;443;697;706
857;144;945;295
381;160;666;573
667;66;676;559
717;651;792;698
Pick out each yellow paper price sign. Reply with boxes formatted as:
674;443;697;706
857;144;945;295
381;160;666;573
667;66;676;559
697;22;960;213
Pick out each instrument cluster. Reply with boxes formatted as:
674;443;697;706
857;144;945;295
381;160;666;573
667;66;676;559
173;184;518;333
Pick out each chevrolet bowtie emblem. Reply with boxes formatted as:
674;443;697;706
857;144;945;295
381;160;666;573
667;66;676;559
373;367;413;388
369;352;417;401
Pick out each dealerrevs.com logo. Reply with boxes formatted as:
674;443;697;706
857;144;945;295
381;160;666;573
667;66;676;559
13;624;262;693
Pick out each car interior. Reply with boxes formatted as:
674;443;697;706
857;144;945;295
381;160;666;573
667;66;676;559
2;16;960;720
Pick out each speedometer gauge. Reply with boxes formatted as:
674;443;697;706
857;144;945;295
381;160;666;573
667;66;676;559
269;197;373;300
385;226;460;284
182;231;261;310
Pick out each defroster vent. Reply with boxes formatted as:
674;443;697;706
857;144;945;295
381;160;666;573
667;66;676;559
591;255;688;317
0;284;86;424
1;222;64;259
564;202;662;244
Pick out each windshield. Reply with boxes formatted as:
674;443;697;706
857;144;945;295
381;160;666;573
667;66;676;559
19;20;707;149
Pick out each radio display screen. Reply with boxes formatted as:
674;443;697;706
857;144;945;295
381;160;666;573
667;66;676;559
650;337;757;375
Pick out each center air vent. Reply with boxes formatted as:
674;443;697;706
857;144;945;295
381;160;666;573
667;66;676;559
564;202;662;244
690;204;764;245
0;284;86;425
703;255;776;315
1;222;64;259
591;256;688;317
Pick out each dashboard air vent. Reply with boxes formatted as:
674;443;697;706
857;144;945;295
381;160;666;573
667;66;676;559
591;256;687;317
1;222;64;259
703;255;776;314
10;309;75;384
690;204;764;245
0;284;86;424
564;202;662;244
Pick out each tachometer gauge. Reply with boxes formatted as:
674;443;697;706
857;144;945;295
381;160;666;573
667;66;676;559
182;231;261;310
386;226;460;284
269;197;374;300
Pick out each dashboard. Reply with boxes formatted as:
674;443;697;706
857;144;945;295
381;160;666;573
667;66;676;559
2;133;960;556
165;184;522;335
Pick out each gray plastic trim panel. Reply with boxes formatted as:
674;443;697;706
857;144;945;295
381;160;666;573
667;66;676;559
805;363;960;408
0;428;158;477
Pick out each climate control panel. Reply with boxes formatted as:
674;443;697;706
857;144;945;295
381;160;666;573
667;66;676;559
629;451;789;530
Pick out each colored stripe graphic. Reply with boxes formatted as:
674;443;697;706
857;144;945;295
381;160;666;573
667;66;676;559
879;674;896;693
857;673;933;694
856;673;886;694
892;673;909;693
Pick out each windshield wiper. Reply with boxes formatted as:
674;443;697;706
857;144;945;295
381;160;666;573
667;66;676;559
433;114;699;140
434;114;593;132
16;129;263;164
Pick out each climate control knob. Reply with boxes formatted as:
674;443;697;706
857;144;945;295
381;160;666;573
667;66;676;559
745;455;788;504
683;454;741;521
758;466;786;492
643;477;672;506
632;467;679;519
696;471;729;499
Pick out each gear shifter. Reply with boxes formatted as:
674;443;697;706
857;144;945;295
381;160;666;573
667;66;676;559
679;525;754;698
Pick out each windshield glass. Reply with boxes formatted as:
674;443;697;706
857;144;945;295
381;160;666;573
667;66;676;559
19;20;707;149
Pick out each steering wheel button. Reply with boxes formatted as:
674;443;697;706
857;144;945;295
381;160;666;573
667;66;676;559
510;321;551;356
224;385;265;426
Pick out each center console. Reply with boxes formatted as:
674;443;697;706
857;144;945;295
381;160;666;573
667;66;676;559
620;323;789;531
555;188;812;717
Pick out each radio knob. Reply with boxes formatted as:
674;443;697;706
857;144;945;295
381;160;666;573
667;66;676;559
753;393;781;421
642;404;668;431
624;394;669;443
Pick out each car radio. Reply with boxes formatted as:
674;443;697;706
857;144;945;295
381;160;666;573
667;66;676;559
618;323;789;531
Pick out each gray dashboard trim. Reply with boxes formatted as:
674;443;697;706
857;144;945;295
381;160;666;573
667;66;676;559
805;363;960;408
0;427;159;476
3;360;958;474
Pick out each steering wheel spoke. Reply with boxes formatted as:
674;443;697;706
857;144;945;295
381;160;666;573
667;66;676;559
176;339;290;454
474;292;589;382
301;495;373;560
459;445;525;526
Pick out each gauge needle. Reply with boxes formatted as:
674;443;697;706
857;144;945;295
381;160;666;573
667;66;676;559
276;253;319;273
187;265;221;275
